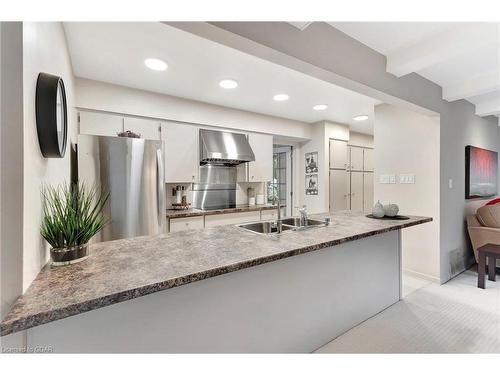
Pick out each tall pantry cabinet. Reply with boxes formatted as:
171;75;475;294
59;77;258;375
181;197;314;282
329;139;374;212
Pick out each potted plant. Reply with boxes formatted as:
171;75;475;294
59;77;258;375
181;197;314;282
41;182;109;266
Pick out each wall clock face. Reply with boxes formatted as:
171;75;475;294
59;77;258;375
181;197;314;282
36;72;68;158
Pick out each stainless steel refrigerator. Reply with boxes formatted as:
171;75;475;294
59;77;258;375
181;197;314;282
77;135;165;242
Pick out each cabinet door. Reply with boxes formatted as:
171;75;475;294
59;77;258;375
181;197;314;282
363;148;374;172
248;133;273;182
79;111;123;137
329;169;349;211
349;147;364;171
329;139;348;169
350;171;364;211
123;117;161;140
363;172;374;213
163;122;199;183
169;216;204;233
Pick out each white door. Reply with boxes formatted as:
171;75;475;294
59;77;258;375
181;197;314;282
248;133;273;182
350;172;364;211
329;139;348;169
79;111;123;137
349;147;364;171
329;169;349;211
363;172;374;212
123;117;161;140
363;148;374;172
162;122;199;183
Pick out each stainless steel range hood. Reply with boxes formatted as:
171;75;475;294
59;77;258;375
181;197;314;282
199;129;255;165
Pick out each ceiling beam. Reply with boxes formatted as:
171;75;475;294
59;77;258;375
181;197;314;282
386;23;499;77
443;71;500;101
474;96;500;117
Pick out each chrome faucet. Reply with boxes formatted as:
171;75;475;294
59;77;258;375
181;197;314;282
273;186;283;234
298;205;308;227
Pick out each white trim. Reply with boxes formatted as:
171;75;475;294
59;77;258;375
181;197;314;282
403;268;440;283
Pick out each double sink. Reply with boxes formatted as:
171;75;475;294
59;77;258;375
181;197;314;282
237;217;326;235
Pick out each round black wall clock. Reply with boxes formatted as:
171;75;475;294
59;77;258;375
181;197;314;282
35;72;68;158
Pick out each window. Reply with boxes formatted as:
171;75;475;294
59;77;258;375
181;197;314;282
267;152;287;204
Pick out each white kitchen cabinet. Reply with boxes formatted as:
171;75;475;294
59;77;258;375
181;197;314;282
79;111;123;137
350;172;364;211
247;133;273;182
205;211;260;228
162;122;199;183
363;148;374;172
329;169;349;211
349;146;364;171
329;139;348;169
363;172;374;212
123;117;161;140
169;216;204;233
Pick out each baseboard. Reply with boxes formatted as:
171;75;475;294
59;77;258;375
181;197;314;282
402;268;440;283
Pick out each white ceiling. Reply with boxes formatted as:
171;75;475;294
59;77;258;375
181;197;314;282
329;22;500;122
63;22;380;134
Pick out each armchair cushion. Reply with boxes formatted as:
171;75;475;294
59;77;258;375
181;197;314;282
476;203;500;228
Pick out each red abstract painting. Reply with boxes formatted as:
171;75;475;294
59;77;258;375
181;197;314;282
465;146;498;199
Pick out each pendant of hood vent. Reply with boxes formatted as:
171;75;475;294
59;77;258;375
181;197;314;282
199;129;255;165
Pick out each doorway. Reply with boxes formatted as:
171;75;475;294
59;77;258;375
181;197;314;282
268;145;293;217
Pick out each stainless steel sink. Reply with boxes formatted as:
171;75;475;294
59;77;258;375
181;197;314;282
280;218;325;228
238;221;294;234
237;217;326;235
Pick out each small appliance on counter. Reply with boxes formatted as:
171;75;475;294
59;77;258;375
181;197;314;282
171;185;191;210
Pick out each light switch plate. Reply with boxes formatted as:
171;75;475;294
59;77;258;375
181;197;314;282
399;174;415;184
379;174;396;184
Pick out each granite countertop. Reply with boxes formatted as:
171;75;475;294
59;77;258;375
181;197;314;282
166;204;279;218
0;211;432;336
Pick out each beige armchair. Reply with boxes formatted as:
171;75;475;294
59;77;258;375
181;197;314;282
467;203;500;266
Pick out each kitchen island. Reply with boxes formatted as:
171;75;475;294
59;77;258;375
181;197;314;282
1;211;431;352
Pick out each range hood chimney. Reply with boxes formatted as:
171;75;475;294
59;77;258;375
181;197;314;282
199;129;255;165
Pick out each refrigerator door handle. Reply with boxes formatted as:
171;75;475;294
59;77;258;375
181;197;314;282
156;148;164;226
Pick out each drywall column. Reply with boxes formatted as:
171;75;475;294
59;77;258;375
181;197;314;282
0;21;25;349
22;22;77;290
374;104;440;281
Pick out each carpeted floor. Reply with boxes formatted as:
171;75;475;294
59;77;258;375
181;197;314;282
315;268;500;353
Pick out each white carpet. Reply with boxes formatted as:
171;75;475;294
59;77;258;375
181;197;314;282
315;269;500;353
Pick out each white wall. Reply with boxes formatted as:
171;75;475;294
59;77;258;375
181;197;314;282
75;78;311;141
374;104;440;280
22;23;77;290
1;23;26;351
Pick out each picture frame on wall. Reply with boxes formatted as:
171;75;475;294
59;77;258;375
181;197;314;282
305;152;318;174
465;145;498;199
305;174;318;195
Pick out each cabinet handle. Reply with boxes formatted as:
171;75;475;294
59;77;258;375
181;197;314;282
192;175;195;180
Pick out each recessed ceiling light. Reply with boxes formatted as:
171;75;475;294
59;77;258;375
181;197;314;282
273;94;289;102
219;79;238;89
353;115;369;121
313;104;328;111
144;58;168;71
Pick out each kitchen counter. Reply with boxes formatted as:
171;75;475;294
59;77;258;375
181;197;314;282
0;211;431;337
165;204;279;218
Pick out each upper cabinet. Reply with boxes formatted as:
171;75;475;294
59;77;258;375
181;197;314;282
329;139;348;170
79;111;124;137
123;117;161;140
162;122;199;183
247;133;273;182
363;148;374;172
349;146;364;171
